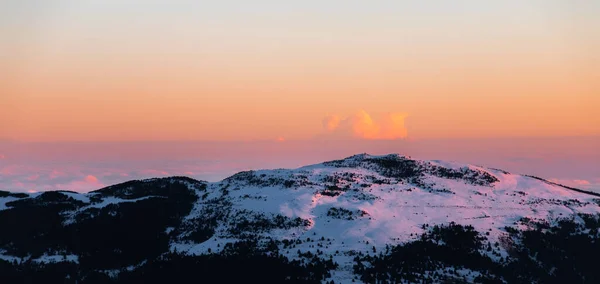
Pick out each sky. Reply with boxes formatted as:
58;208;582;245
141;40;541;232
1;1;599;193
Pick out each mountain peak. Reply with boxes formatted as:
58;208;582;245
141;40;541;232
1;154;599;283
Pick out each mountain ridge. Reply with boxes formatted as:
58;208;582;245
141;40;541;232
1;153;600;283
26;153;582;198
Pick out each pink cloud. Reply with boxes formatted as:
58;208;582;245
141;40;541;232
27;174;40;181
0;165;26;176
549;178;600;193
85;175;99;183
141;169;169;176
550;178;585;186
573;179;591;185
53;176;104;192
0;139;596;194
49;170;67;179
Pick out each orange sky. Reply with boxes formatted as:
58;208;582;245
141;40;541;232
1;1;599;142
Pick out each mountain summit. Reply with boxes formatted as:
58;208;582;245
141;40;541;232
1;154;599;283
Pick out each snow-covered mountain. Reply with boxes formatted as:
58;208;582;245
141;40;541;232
1;153;600;283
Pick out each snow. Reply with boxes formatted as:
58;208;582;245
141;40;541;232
84;195;165;209
98;260;147;279
33;253;79;264
62;195;166;225
169;154;600;282
59;191;91;203
0;196;20;211
0;250;24;264
0;251;79;265
2;154;599;283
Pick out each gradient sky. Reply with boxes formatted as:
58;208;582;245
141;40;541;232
1;1;599;192
2;0;599;141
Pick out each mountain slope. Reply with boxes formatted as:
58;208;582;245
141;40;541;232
1;153;599;283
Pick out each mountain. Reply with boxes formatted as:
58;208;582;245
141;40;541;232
1;153;600;283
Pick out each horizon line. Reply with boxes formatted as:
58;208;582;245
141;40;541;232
1;134;599;144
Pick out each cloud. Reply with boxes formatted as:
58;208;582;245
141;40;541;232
549;178;589;186
1;165;26;176
27;174;40;181
323;110;408;140
53;175;104;192
140;169;170;176
323;115;341;131
549;178;600;193
49;170;67;179
85;175;99;183
573;179;591;185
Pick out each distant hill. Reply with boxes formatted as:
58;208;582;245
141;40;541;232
1;153;599;283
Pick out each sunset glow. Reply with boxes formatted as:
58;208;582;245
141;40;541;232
1;1;599;192
2;1;599;143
